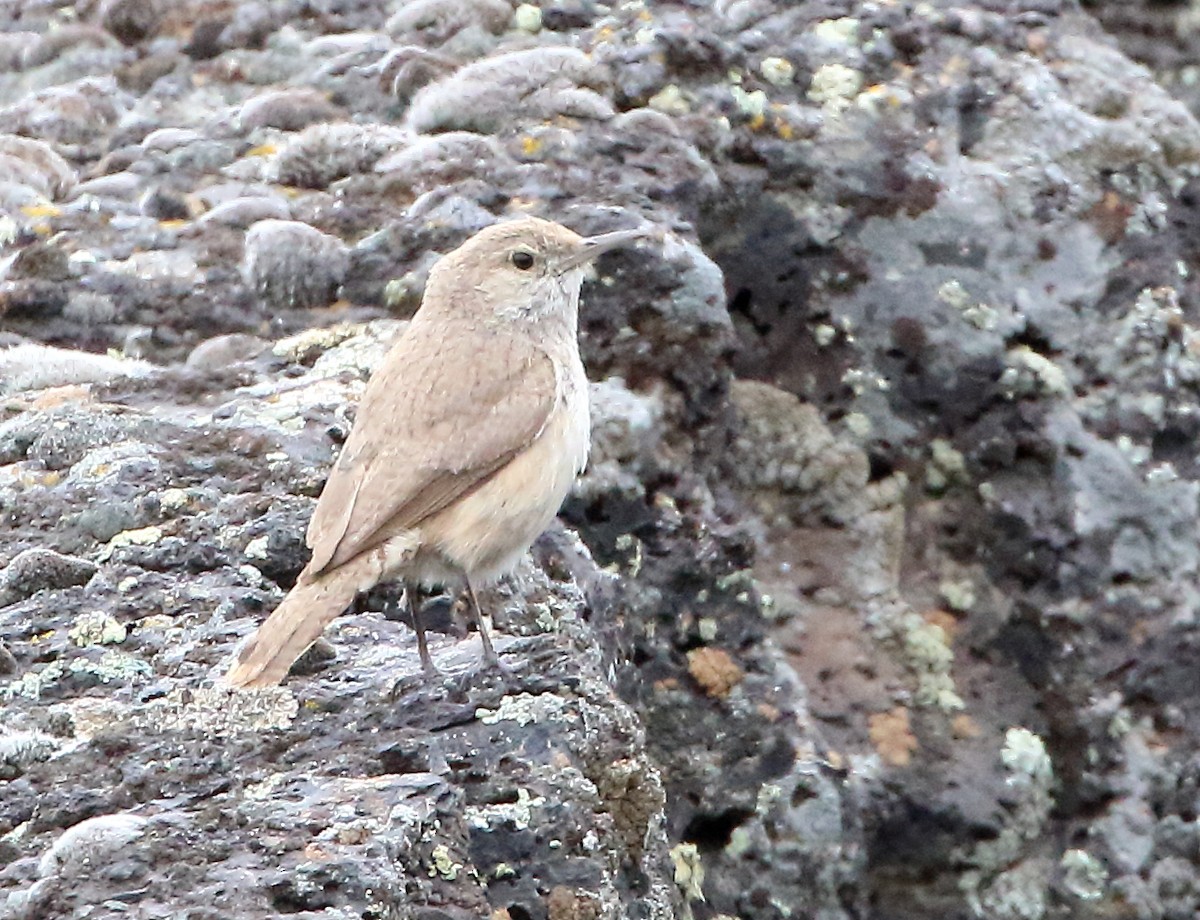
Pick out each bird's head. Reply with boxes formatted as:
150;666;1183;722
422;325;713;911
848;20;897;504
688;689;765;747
422;215;649;329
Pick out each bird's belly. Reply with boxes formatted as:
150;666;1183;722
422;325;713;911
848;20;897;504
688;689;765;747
417;394;589;585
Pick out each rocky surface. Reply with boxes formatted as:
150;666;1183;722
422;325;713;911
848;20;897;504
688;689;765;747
5;0;1200;918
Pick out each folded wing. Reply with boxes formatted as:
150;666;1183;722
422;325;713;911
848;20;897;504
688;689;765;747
306;321;557;575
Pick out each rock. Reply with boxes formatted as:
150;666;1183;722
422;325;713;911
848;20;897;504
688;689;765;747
185;333;268;371
197;194;291;228
0;345;154;395
373;44;461;102
0;136;76;199
99;0;162;45
385;0;512;47
233;88;343;133
374;131;513;195
727;379;869;525
0;549;98;607
271;122;408;188
241;219;350;310
404;46;615;134
37;813;149;878
0;77;130;150
19;24;119;71
0;728;58;777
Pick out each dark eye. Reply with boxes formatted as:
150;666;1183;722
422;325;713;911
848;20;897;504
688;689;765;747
511;250;535;270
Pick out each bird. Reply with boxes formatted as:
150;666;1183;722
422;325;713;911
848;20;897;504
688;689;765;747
225;215;649;688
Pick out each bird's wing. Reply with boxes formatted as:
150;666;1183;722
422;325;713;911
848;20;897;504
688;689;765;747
306;321;558;575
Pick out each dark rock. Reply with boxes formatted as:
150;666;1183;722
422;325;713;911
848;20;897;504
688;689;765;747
241;219;350;310
0;549;97;607
99;0;162;45
271;122;408;189
234;89;343;133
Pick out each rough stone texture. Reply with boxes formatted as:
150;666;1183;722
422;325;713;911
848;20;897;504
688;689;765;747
6;1;1200;919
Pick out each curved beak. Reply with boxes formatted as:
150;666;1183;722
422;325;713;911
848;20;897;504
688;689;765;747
560;227;654;272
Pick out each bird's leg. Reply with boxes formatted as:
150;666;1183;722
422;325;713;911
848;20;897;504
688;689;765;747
463;578;499;666
405;583;437;675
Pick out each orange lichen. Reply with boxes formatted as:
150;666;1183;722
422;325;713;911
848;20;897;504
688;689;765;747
923;608;959;639
687;647;744;698
548;886;600;920
869;706;918;767
952;714;981;739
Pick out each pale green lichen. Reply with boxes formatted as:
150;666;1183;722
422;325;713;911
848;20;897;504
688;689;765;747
68;612;127;647
759;57;794;86
939;578;976;613
809;64;863;114
868;602;964;710
5;653;150;699
430;844;462;880
725;825;753;858
157;685;297;733
272;323;361;363
0;729;59;769
969;860;1048;920
70;651;152;683
931;438;967;477
670;842;706;902
842;367;890;395
999;347;1070;399
157;488;191;514
1100;287;1200;391
959;727;1056;918
1001;727;1053;783
648;84;690;116
243;535;270;560
730;85;767;118
242;772;287;802
2;662;66;701
1060;849;1107;900
937;279;972;310
927;438;968;492
938;280;998;331
715;570;755;593
1107;708;1133;738
903;618;964;710
812;17;860;44
755;783;782;814
513;3;542;32
844;412;872;439
476;693;576;727
97;525;163;562
531;603;559;633
467;787;544;830
962;302;999;331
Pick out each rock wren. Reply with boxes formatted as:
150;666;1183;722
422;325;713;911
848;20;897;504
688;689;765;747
225;216;648;688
